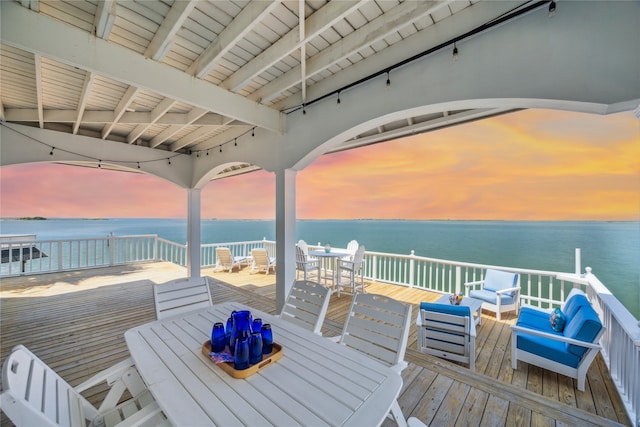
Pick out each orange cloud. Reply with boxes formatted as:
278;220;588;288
1;109;638;221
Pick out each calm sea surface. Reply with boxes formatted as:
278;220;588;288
1;218;638;317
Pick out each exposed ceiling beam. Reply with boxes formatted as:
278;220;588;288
73;72;95;134
274;0;521;111
299;0;306;104
191;125;252;152
126;98;175;143
334;108;514;152
0;1;284;133
222;0;365;93
254;0;447;104
3;109;235;126
94;0;116;39
188;0;282;79
145;0;197;61
34;54;43;128
150;107;208;148
169;125;221;152
102;85;138;139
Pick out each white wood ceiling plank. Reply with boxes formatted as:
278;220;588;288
369;39;389;53
118;0;168;26
185;10;222;41
205;0;244;19
430;4;454;23
242;29;271;52
166;43;199;65
383;32;402;47
39;1;95;31
358;46;375;58
357;1;383;22
449;1;472;14
343;9;366;30
175;27;210;53
328;18;355;38
146;0;198;60
316;27;340;45
127;97;175;143
109;29;151;54
34;54;43;127
413;15;436;31
269;2;299;29
398;25;418;39
114;10;158;38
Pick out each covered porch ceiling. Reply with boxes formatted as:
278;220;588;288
0;0;542;177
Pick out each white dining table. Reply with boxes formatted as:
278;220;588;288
308;248;351;288
125;301;403;426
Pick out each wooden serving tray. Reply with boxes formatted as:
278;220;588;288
202;340;283;379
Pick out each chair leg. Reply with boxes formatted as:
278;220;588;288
389;400;408;427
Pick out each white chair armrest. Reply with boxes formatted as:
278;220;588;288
464;280;484;289
74;357;136;392
496;286;521;295
510;325;601;349
327;335;341;343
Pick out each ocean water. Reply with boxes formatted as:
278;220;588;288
1;218;638;317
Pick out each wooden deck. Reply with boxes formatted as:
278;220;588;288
0;262;630;427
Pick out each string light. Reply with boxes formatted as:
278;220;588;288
386;71;390;87
337;91;341;104
137;162;140;169
234;138;237;147
219;146;222;153
302;104;306;115
548;1;556;17
252;127;255;137
167;158;171;165
453;43;459;60
49;147;54;156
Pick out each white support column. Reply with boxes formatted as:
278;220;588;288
187;188;202;278
275;169;297;312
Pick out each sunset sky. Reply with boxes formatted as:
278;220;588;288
1;109;638;221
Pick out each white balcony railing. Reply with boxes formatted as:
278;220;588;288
1;235;637;425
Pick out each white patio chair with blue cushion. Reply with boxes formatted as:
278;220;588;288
280;280;331;335
417;302;477;370
464;268;520;320
153;276;212;320
511;291;604;391
0;345;168;427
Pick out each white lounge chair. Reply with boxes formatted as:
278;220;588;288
250;248;276;274
215;247;248;272
464;268;520;320
153;276;212;319
280;280;332;335
0;345;167;427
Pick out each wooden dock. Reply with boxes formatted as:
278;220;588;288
0;262;631;426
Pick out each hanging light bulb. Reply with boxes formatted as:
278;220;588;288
252;128;255;137
386;71;390;87
234;138;237;147
337;91;341;104
49;147;55;156
137;162;141;169
453;43;459;61
168;158;171;165
548;1;556;17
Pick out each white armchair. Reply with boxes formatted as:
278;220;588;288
464;268;520;320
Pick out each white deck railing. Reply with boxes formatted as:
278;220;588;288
2;235;637;424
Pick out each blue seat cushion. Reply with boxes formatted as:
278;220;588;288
516;307;563;336
469;289;514;305
420;302;471;317
563;304;602;358
516;333;582;368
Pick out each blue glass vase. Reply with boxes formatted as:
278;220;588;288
229;310;252;356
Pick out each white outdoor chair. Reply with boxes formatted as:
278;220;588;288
295;244;321;281
417;302;477;370
0;345;167;427
214;247;248;272
280;280;332;335
335;293;412;426
344;239;359;260
336;244;366;296
250;248;276;274
153;276;212;320
464;268;520;320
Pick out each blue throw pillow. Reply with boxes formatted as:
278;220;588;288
549;307;566;332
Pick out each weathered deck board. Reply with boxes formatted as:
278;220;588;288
0;262;631;426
